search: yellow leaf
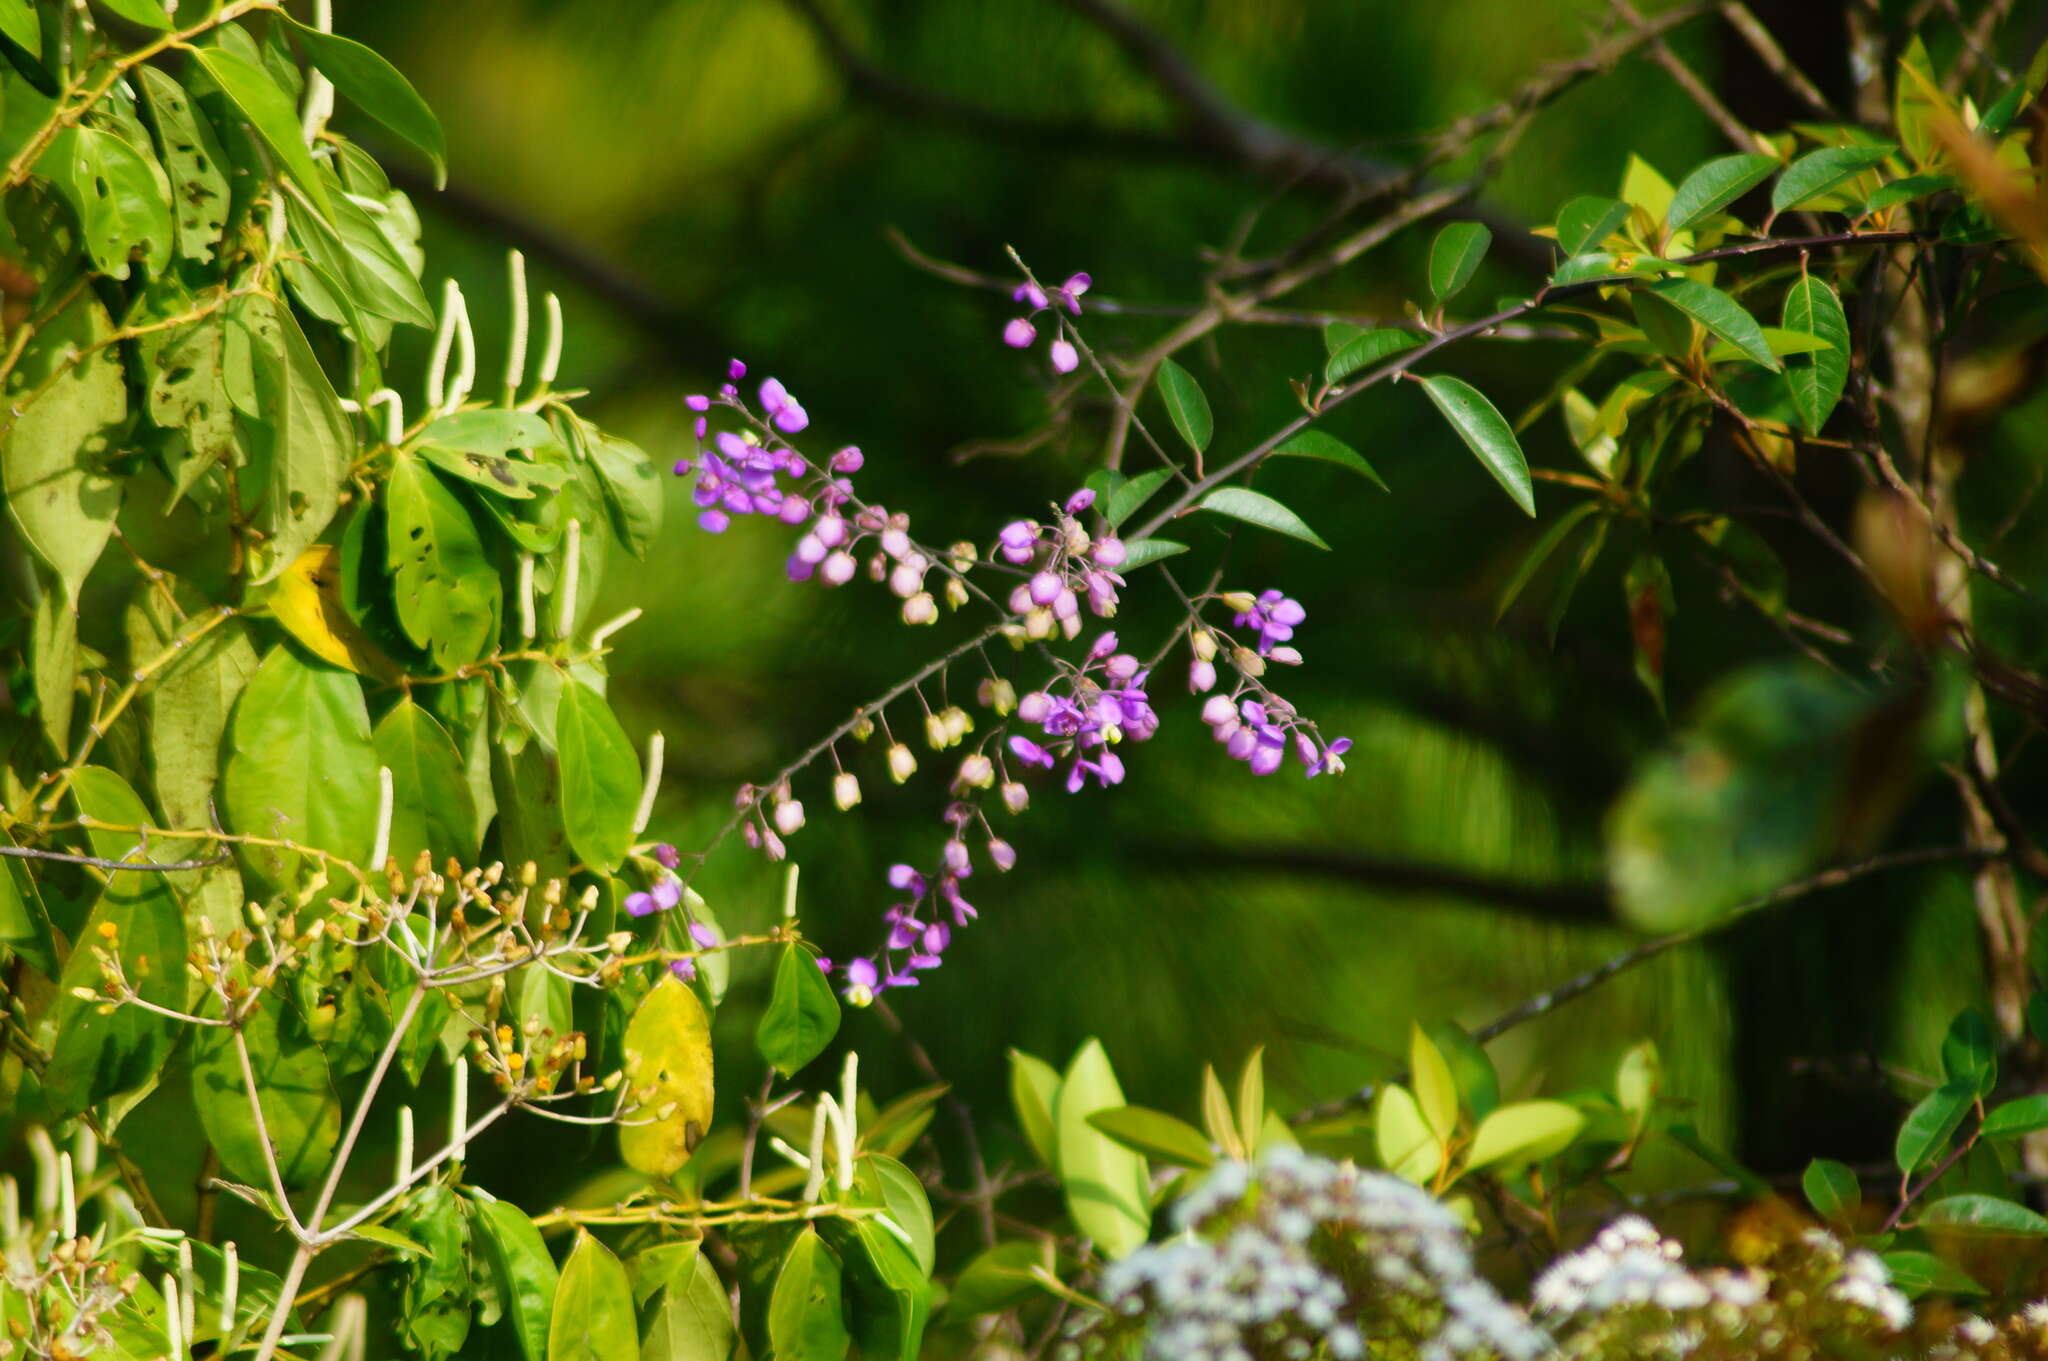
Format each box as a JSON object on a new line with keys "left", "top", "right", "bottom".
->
{"left": 1409, "top": 1023, "right": 1459, "bottom": 1141}
{"left": 267, "top": 545, "right": 401, "bottom": 682}
{"left": 619, "top": 974, "right": 714, "bottom": 1177}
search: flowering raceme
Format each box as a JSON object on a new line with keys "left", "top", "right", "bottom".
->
{"left": 1001, "top": 270, "right": 1092, "bottom": 373}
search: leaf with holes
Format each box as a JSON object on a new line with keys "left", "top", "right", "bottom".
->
{"left": 137, "top": 67, "right": 230, "bottom": 261}
{"left": 386, "top": 456, "right": 501, "bottom": 670}
{"left": 619, "top": 975, "right": 715, "bottom": 1178}
{"left": 191, "top": 44, "right": 334, "bottom": 221}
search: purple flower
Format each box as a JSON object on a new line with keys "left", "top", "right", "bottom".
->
{"left": 997, "top": 520, "right": 1040, "bottom": 564}
{"left": 688, "top": 921, "right": 718, "bottom": 947}
{"left": 625, "top": 877, "right": 682, "bottom": 917}
{"left": 653, "top": 843, "right": 680, "bottom": 869}
{"left": 843, "top": 956, "right": 879, "bottom": 1003}
{"left": 998, "top": 268, "right": 1092, "bottom": 373}
{"left": 1008, "top": 735, "right": 1057, "bottom": 769}
{"left": 670, "top": 957, "right": 698, "bottom": 982}
{"left": 1306, "top": 736, "right": 1352, "bottom": 778}
{"left": 1003, "top": 317, "right": 1037, "bottom": 348}
{"left": 1233, "top": 589, "right": 1308, "bottom": 656}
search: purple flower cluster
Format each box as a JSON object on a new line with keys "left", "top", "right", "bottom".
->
{"left": 1008, "top": 630, "right": 1159, "bottom": 792}
{"left": 1201, "top": 694, "right": 1351, "bottom": 777}
{"left": 998, "top": 489, "right": 1129, "bottom": 641}
{"left": 678, "top": 361, "right": 859, "bottom": 534}
{"left": 826, "top": 808, "right": 1017, "bottom": 1005}
{"left": 622, "top": 854, "right": 719, "bottom": 980}
{"left": 1002, "top": 271, "right": 1091, "bottom": 373}
{"left": 1233, "top": 589, "right": 1307, "bottom": 659}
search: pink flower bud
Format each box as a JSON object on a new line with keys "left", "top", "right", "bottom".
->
{"left": 821, "top": 551, "right": 857, "bottom": 586}
{"left": 1018, "top": 692, "right": 1052, "bottom": 723}
{"left": 1050, "top": 338, "right": 1078, "bottom": 374}
{"left": 1091, "top": 537, "right": 1127, "bottom": 568}
{"left": 1025, "top": 571, "right": 1059, "bottom": 606}
{"left": 880, "top": 528, "right": 912, "bottom": 559}
{"left": 1000, "top": 781, "right": 1029, "bottom": 814}
{"left": 833, "top": 772, "right": 862, "bottom": 810}
{"left": 1269, "top": 645, "right": 1303, "bottom": 666}
{"left": 773, "top": 799, "right": 806, "bottom": 835}
{"left": 830, "top": 446, "right": 864, "bottom": 473}
{"left": 1003, "top": 317, "right": 1037, "bottom": 348}
{"left": 988, "top": 838, "right": 1017, "bottom": 871}
{"left": 902, "top": 592, "right": 937, "bottom": 625}
{"left": 1189, "top": 659, "right": 1217, "bottom": 693}
{"left": 1201, "top": 694, "right": 1237, "bottom": 726}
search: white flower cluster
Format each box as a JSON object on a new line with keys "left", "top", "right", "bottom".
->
{"left": 1534, "top": 1216, "right": 1765, "bottom": 1317}
{"left": 1096, "top": 1147, "right": 1545, "bottom": 1361}
{"left": 1821, "top": 1234, "right": 1912, "bottom": 1333}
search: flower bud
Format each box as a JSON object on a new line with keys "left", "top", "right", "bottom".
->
{"left": 762, "top": 828, "right": 787, "bottom": 860}
{"left": 830, "top": 446, "right": 864, "bottom": 473}
{"left": 942, "top": 706, "right": 973, "bottom": 743}
{"left": 978, "top": 676, "right": 1017, "bottom": 714}
{"left": 1003, "top": 316, "right": 1037, "bottom": 348}
{"left": 1232, "top": 645, "right": 1267, "bottom": 677}
{"left": 1189, "top": 658, "right": 1217, "bottom": 692}
{"left": 1220, "top": 591, "right": 1258, "bottom": 613}
{"left": 833, "top": 772, "right": 862, "bottom": 810}
{"left": 851, "top": 712, "right": 875, "bottom": 741}
{"left": 1200, "top": 694, "right": 1238, "bottom": 727}
{"left": 1059, "top": 610, "right": 1083, "bottom": 640}
{"left": 773, "top": 799, "right": 806, "bottom": 836}
{"left": 1191, "top": 628, "right": 1217, "bottom": 661}
{"left": 889, "top": 560, "right": 924, "bottom": 598}
{"left": 925, "top": 711, "right": 950, "bottom": 750}
{"left": 1269, "top": 645, "right": 1303, "bottom": 666}
{"left": 1028, "top": 571, "right": 1062, "bottom": 607}
{"left": 887, "top": 743, "right": 917, "bottom": 783}
{"left": 988, "top": 838, "right": 1017, "bottom": 871}
{"left": 1000, "top": 781, "right": 1029, "bottom": 814}
{"left": 1018, "top": 691, "right": 1052, "bottom": 723}
{"left": 944, "top": 577, "right": 969, "bottom": 609}
{"left": 1050, "top": 338, "right": 1079, "bottom": 373}
{"left": 880, "top": 527, "right": 912, "bottom": 559}
{"left": 942, "top": 839, "right": 971, "bottom": 874}
{"left": 1091, "top": 537, "right": 1127, "bottom": 569}
{"left": 902, "top": 592, "right": 937, "bottom": 625}
{"left": 1024, "top": 606, "right": 1055, "bottom": 640}
{"left": 949, "top": 541, "right": 978, "bottom": 572}
{"left": 955, "top": 753, "right": 995, "bottom": 791}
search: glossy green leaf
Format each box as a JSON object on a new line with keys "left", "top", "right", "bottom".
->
{"left": 1495, "top": 501, "right": 1599, "bottom": 622}
{"left": 1703, "top": 326, "right": 1834, "bottom": 364}
{"left": 2, "top": 289, "right": 125, "bottom": 594}
{"left": 619, "top": 975, "right": 715, "bottom": 1176}
{"left": 834, "top": 1218, "right": 930, "bottom": 1361}
{"left": 1117, "top": 538, "right": 1189, "bottom": 569}
{"left": 387, "top": 456, "right": 502, "bottom": 669}
{"left": 1087, "top": 1105, "right": 1216, "bottom": 1169}
{"left": 1881, "top": 1249, "right": 1986, "bottom": 1297}
{"left": 757, "top": 944, "right": 840, "bottom": 1077}
{"left": 1896, "top": 1082, "right": 1974, "bottom": 1173}
{"left": 1419, "top": 374, "right": 1535, "bottom": 516}
{"left": 1008, "top": 1048, "right": 1061, "bottom": 1168}
{"left": 1652, "top": 279, "right": 1780, "bottom": 372}
{"left": 1271, "top": 430, "right": 1386, "bottom": 491}
{"left": 1920, "top": 1195, "right": 2048, "bottom": 1237}
{"left": 1941, "top": 1007, "right": 1998, "bottom": 1097}
{"left": 641, "top": 1251, "right": 734, "bottom": 1361}
{"left": 1236, "top": 1048, "right": 1264, "bottom": 1154}
{"left": 1324, "top": 327, "right": 1417, "bottom": 387}
{"left": 1982, "top": 1094, "right": 2048, "bottom": 1139}
{"left": 1864, "top": 172, "right": 1957, "bottom": 212}
{"left": 1198, "top": 487, "right": 1329, "bottom": 549}
{"left": 282, "top": 14, "right": 447, "bottom": 185}
{"left": 45, "top": 125, "right": 173, "bottom": 280}
{"left": 41, "top": 768, "right": 188, "bottom": 1118}
{"left": 555, "top": 679, "right": 641, "bottom": 873}
{"left": 1410, "top": 1023, "right": 1459, "bottom": 1141}
{"left": 220, "top": 645, "right": 380, "bottom": 894}
{"left": 1425, "top": 1020, "right": 1499, "bottom": 1122}
{"left": 0, "top": 0, "right": 38, "bottom": 57}
{"left": 471, "top": 1193, "right": 560, "bottom": 1361}
{"left": 1803, "top": 1158, "right": 1861, "bottom": 1225}
{"left": 581, "top": 423, "right": 665, "bottom": 558}
{"left": 1106, "top": 467, "right": 1173, "bottom": 528}
{"left": 191, "top": 45, "right": 334, "bottom": 221}
{"left": 766, "top": 1230, "right": 847, "bottom": 1361}
{"left": 1615, "top": 1040, "right": 1660, "bottom": 1126}
{"left": 1427, "top": 221, "right": 1491, "bottom": 301}
{"left": 860, "top": 1153, "right": 936, "bottom": 1278}
{"left": 375, "top": 699, "right": 480, "bottom": 868}
{"left": 1555, "top": 195, "right": 1632, "bottom": 257}
{"left": 1771, "top": 144, "right": 1895, "bottom": 215}
{"left": 0, "top": 835, "right": 57, "bottom": 977}
{"left": 1781, "top": 273, "right": 1849, "bottom": 433}
{"left": 191, "top": 992, "right": 341, "bottom": 1188}
{"left": 1373, "top": 1084, "right": 1439, "bottom": 1183}
{"left": 1053, "top": 1039, "right": 1151, "bottom": 1259}
{"left": 1666, "top": 153, "right": 1779, "bottom": 231}
{"left": 943, "top": 1242, "right": 1045, "bottom": 1321}
{"left": 96, "top": 0, "right": 170, "bottom": 27}
{"left": 551, "top": 1231, "right": 639, "bottom": 1361}
{"left": 31, "top": 580, "right": 76, "bottom": 757}
{"left": 1156, "top": 358, "right": 1213, "bottom": 457}
{"left": 1465, "top": 1099, "right": 1584, "bottom": 1170}
{"left": 295, "top": 183, "right": 433, "bottom": 328}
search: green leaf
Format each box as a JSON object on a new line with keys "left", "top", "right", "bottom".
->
{"left": 832, "top": 1218, "right": 930, "bottom": 1361}
{"left": 641, "top": 1252, "right": 734, "bottom": 1361}
{"left": 580, "top": 422, "right": 665, "bottom": 558}
{"left": 281, "top": 15, "right": 447, "bottom": 186}
{"left": 1008, "top": 1049, "right": 1061, "bottom": 1168}
{"left": 1919, "top": 1195, "right": 2048, "bottom": 1237}
{"left": 555, "top": 679, "right": 641, "bottom": 873}
{"left": 550, "top": 1231, "right": 639, "bottom": 1361}
{"left": 862, "top": 1083, "right": 950, "bottom": 1159}
{"left": 2, "top": 289, "right": 125, "bottom": 594}
{"left": 1464, "top": 1099, "right": 1584, "bottom": 1170}
{"left": 1106, "top": 467, "right": 1173, "bottom": 528}
{"left": 1424, "top": 1020, "right": 1499, "bottom": 1122}
{"left": 1155, "top": 359, "right": 1213, "bottom": 458}
{"left": 1554, "top": 195, "right": 1632, "bottom": 257}
{"left": 386, "top": 457, "right": 502, "bottom": 669}
{"left": 757, "top": 944, "right": 840, "bottom": 1078}
{"left": 0, "top": 0, "right": 39, "bottom": 57}
{"left": 191, "top": 45, "right": 334, "bottom": 222}
{"left": 1615, "top": 1040, "right": 1660, "bottom": 1127}
{"left": 1418, "top": 374, "right": 1535, "bottom": 516}
{"left": 767, "top": 1229, "right": 849, "bottom": 1361}
{"left": 470, "top": 1193, "right": 560, "bottom": 1361}
{"left": 1666, "top": 153, "right": 1779, "bottom": 231}
{"left": 1494, "top": 501, "right": 1599, "bottom": 622}
{"left": 375, "top": 699, "right": 480, "bottom": 868}
{"left": 191, "top": 992, "right": 341, "bottom": 1188}
{"left": 1864, "top": 172, "right": 1956, "bottom": 212}
{"left": 1053, "top": 1039, "right": 1151, "bottom": 1259}
{"left": 1198, "top": 487, "right": 1329, "bottom": 549}
{"left": 943, "top": 1242, "right": 1045, "bottom": 1321}
{"left": 1117, "top": 538, "right": 1189, "bottom": 569}
{"left": 40, "top": 768, "right": 189, "bottom": 1117}
{"left": 1235, "top": 1048, "right": 1264, "bottom": 1155}
{"left": 45, "top": 125, "right": 173, "bottom": 280}
{"left": 1321, "top": 320, "right": 1365, "bottom": 356}
{"left": 1802, "top": 1158, "right": 1861, "bottom": 1225}
{"left": 1409, "top": 1023, "right": 1459, "bottom": 1141}
{"left": 1427, "top": 221, "right": 1491, "bottom": 301}
{"left": 1373, "top": 1084, "right": 1439, "bottom": 1183}
{"left": 1086, "top": 1106, "right": 1215, "bottom": 1169}
{"left": 619, "top": 975, "right": 715, "bottom": 1177}
{"left": 1781, "top": 273, "right": 1849, "bottom": 433}
{"left": 1941, "top": 1007, "right": 1999, "bottom": 1097}
{"left": 31, "top": 580, "right": 76, "bottom": 758}
{"left": 1896, "top": 1082, "right": 1974, "bottom": 1174}
{"left": 419, "top": 445, "right": 571, "bottom": 501}
{"left": 1703, "top": 327, "right": 1835, "bottom": 364}
{"left": 1651, "top": 279, "right": 1781, "bottom": 372}
{"left": 137, "top": 67, "right": 231, "bottom": 261}
{"left": 1632, "top": 289, "right": 1694, "bottom": 360}
{"left": 229, "top": 295, "right": 354, "bottom": 583}
{"left": 1771, "top": 144, "right": 1895, "bottom": 215}
{"left": 95, "top": 0, "right": 169, "bottom": 27}
{"left": 859, "top": 1152, "right": 936, "bottom": 1278}
{"left": 292, "top": 183, "right": 433, "bottom": 329}
{"left": 1982, "top": 1094, "right": 2048, "bottom": 1139}
{"left": 220, "top": 645, "right": 379, "bottom": 894}
{"left": 420, "top": 409, "right": 556, "bottom": 453}
{"left": 0, "top": 835, "right": 57, "bottom": 977}
{"left": 1324, "top": 327, "right": 1418, "bottom": 387}
{"left": 1271, "top": 430, "right": 1387, "bottom": 491}
{"left": 1882, "top": 1249, "right": 1985, "bottom": 1298}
